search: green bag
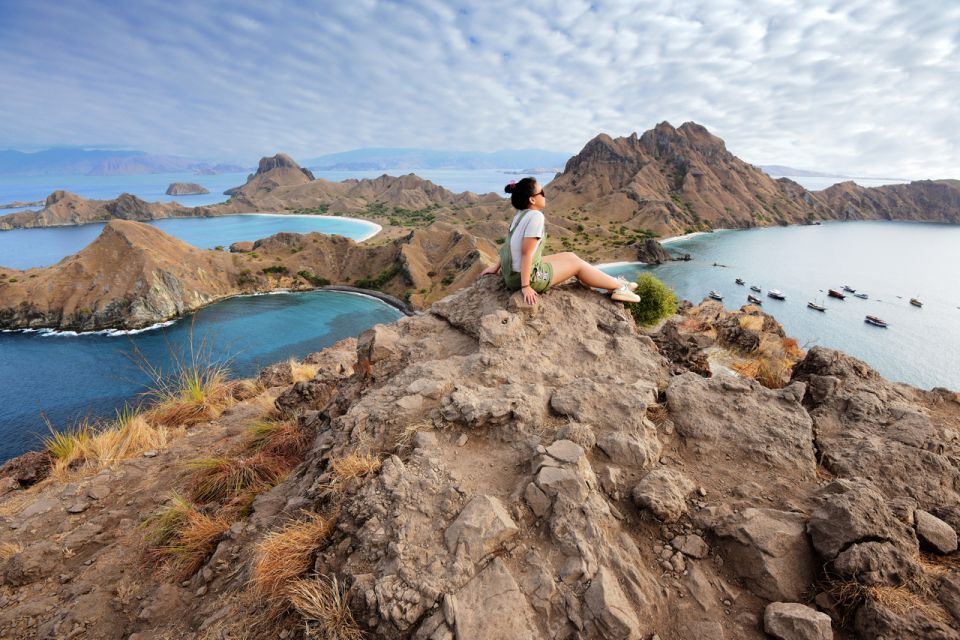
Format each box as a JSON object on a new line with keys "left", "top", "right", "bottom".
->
{"left": 499, "top": 209, "right": 552, "bottom": 292}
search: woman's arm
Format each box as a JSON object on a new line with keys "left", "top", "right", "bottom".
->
{"left": 480, "top": 263, "right": 501, "bottom": 276}
{"left": 519, "top": 236, "right": 540, "bottom": 304}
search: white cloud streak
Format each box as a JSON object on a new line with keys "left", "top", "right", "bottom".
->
{"left": 0, "top": 0, "right": 957, "bottom": 177}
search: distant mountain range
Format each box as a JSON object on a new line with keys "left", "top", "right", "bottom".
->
{"left": 303, "top": 148, "right": 570, "bottom": 171}
{"left": 0, "top": 148, "right": 247, "bottom": 176}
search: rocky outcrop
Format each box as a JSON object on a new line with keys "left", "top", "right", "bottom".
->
{"left": 0, "top": 190, "right": 191, "bottom": 230}
{"left": 165, "top": 182, "right": 209, "bottom": 195}
{"left": 819, "top": 179, "right": 960, "bottom": 224}
{"left": 634, "top": 238, "right": 674, "bottom": 263}
{"left": 1, "top": 277, "right": 960, "bottom": 638}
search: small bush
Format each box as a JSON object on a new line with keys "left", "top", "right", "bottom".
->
{"left": 187, "top": 453, "right": 288, "bottom": 504}
{"left": 251, "top": 512, "right": 335, "bottom": 600}
{"left": 287, "top": 576, "right": 363, "bottom": 640}
{"left": 246, "top": 418, "right": 311, "bottom": 463}
{"left": 297, "top": 270, "right": 330, "bottom": 287}
{"left": 624, "top": 273, "right": 677, "bottom": 326}
{"left": 237, "top": 269, "right": 255, "bottom": 286}
{"left": 143, "top": 493, "right": 230, "bottom": 579}
{"left": 262, "top": 265, "right": 289, "bottom": 276}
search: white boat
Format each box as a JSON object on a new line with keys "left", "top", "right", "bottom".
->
{"left": 708, "top": 290, "right": 723, "bottom": 301}
{"left": 853, "top": 292, "right": 868, "bottom": 299}
{"left": 767, "top": 289, "right": 786, "bottom": 300}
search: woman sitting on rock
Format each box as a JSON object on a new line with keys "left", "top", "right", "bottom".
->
{"left": 480, "top": 177, "right": 640, "bottom": 305}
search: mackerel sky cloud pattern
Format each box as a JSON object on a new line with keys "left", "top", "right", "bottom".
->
{"left": 0, "top": 0, "right": 957, "bottom": 178}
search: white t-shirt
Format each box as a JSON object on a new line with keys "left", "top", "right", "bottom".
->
{"left": 509, "top": 209, "right": 545, "bottom": 272}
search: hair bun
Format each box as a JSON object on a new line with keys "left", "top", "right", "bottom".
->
{"left": 504, "top": 180, "right": 517, "bottom": 194}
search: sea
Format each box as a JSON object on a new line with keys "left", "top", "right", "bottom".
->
{"left": 0, "top": 168, "right": 953, "bottom": 463}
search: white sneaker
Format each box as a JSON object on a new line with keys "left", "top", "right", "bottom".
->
{"left": 611, "top": 285, "right": 641, "bottom": 303}
{"left": 615, "top": 276, "right": 639, "bottom": 292}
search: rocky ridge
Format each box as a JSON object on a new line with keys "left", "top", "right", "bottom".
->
{"left": 166, "top": 183, "right": 210, "bottom": 196}
{"left": 2, "top": 279, "right": 958, "bottom": 638}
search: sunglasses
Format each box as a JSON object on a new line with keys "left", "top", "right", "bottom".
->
{"left": 532, "top": 189, "right": 545, "bottom": 198}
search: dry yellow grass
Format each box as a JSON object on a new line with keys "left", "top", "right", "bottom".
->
{"left": 246, "top": 418, "right": 311, "bottom": 463}
{"left": 328, "top": 452, "right": 381, "bottom": 491}
{"left": 250, "top": 512, "right": 336, "bottom": 601}
{"left": 144, "top": 361, "right": 234, "bottom": 428}
{"left": 289, "top": 358, "right": 320, "bottom": 384}
{"left": 143, "top": 494, "right": 230, "bottom": 579}
{"left": 646, "top": 404, "right": 669, "bottom": 426}
{"left": 287, "top": 576, "right": 364, "bottom": 640}
{"left": 0, "top": 541, "right": 22, "bottom": 560}
{"left": 45, "top": 408, "right": 170, "bottom": 480}
{"left": 187, "top": 454, "right": 288, "bottom": 505}
{"left": 866, "top": 584, "right": 949, "bottom": 625}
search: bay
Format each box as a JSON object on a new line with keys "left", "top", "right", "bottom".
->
{"left": 0, "top": 290, "right": 403, "bottom": 463}
{"left": 603, "top": 221, "right": 960, "bottom": 392}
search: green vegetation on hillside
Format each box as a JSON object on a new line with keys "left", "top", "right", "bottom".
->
{"left": 624, "top": 273, "right": 678, "bottom": 326}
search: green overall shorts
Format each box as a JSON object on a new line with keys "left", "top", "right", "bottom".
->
{"left": 499, "top": 209, "right": 553, "bottom": 293}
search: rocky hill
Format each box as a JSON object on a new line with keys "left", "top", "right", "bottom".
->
{"left": 0, "top": 190, "right": 193, "bottom": 230}
{"left": 819, "top": 179, "right": 960, "bottom": 223}
{"left": 1, "top": 280, "right": 958, "bottom": 638}
{"left": 0, "top": 220, "right": 495, "bottom": 331}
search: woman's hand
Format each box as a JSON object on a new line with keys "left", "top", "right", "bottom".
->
{"left": 521, "top": 285, "right": 538, "bottom": 305}
{"left": 480, "top": 264, "right": 500, "bottom": 276}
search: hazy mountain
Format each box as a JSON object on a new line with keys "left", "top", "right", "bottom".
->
{"left": 760, "top": 164, "right": 850, "bottom": 178}
{"left": 303, "top": 147, "right": 569, "bottom": 171}
{"left": 0, "top": 148, "right": 247, "bottom": 176}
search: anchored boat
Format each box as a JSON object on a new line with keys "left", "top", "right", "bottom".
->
{"left": 865, "top": 315, "right": 888, "bottom": 328}
{"left": 735, "top": 278, "right": 745, "bottom": 285}
{"left": 853, "top": 292, "right": 868, "bottom": 299}
{"left": 807, "top": 301, "right": 826, "bottom": 312}
{"left": 767, "top": 289, "right": 786, "bottom": 300}
{"left": 842, "top": 285, "right": 856, "bottom": 293}
{"left": 828, "top": 289, "right": 846, "bottom": 299}
{"left": 747, "top": 294, "right": 762, "bottom": 305}
{"left": 910, "top": 298, "right": 923, "bottom": 307}
{"left": 708, "top": 290, "right": 723, "bottom": 301}
{"left": 750, "top": 285, "right": 761, "bottom": 293}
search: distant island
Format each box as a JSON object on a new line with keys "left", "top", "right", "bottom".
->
{"left": 303, "top": 147, "right": 571, "bottom": 171}
{"left": 0, "top": 147, "right": 248, "bottom": 176}
{"left": 165, "top": 182, "right": 209, "bottom": 195}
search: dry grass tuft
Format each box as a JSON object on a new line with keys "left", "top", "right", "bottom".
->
{"left": 918, "top": 552, "right": 960, "bottom": 574}
{"left": 0, "top": 541, "right": 22, "bottom": 560}
{"left": 246, "top": 418, "right": 311, "bottom": 463}
{"left": 646, "top": 404, "right": 669, "bottom": 426}
{"left": 250, "top": 512, "right": 335, "bottom": 601}
{"left": 143, "top": 493, "right": 230, "bottom": 579}
{"left": 287, "top": 576, "right": 364, "bottom": 640}
{"left": 866, "top": 584, "right": 949, "bottom": 624}
{"left": 289, "top": 358, "right": 320, "bottom": 384}
{"left": 328, "top": 452, "right": 381, "bottom": 490}
{"left": 393, "top": 420, "right": 433, "bottom": 452}
{"left": 227, "top": 378, "right": 262, "bottom": 401}
{"left": 187, "top": 454, "right": 288, "bottom": 505}
{"left": 45, "top": 407, "right": 169, "bottom": 479}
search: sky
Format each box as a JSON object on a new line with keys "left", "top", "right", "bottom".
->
{"left": 0, "top": 0, "right": 958, "bottom": 178}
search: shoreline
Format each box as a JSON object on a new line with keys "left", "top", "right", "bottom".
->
{"left": 0, "top": 286, "right": 410, "bottom": 338}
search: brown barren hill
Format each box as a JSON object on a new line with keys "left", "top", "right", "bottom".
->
{"left": 819, "top": 178, "right": 960, "bottom": 223}
{"left": 0, "top": 220, "right": 242, "bottom": 331}
{"left": 0, "top": 190, "right": 192, "bottom": 230}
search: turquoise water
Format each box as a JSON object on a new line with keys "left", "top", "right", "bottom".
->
{"left": 603, "top": 221, "right": 960, "bottom": 392}
{"left": 0, "top": 290, "right": 403, "bottom": 463}
{"left": 0, "top": 214, "right": 380, "bottom": 270}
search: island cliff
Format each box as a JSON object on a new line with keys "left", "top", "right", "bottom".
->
{"left": 1, "top": 280, "right": 958, "bottom": 638}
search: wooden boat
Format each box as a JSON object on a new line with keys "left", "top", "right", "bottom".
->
{"left": 735, "top": 278, "right": 745, "bottom": 285}
{"left": 708, "top": 290, "right": 723, "bottom": 301}
{"left": 910, "top": 298, "right": 923, "bottom": 307}
{"left": 767, "top": 289, "right": 786, "bottom": 300}
{"left": 807, "top": 301, "right": 826, "bottom": 312}
{"left": 750, "top": 285, "right": 761, "bottom": 293}
{"left": 747, "top": 294, "right": 762, "bottom": 305}
{"left": 865, "top": 315, "right": 888, "bottom": 328}
{"left": 842, "top": 285, "right": 856, "bottom": 293}
{"left": 828, "top": 289, "right": 846, "bottom": 299}
{"left": 853, "top": 292, "right": 868, "bottom": 299}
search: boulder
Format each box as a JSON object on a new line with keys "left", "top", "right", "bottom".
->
{"left": 0, "top": 450, "right": 52, "bottom": 487}
{"left": 673, "top": 534, "right": 709, "bottom": 559}
{"left": 451, "top": 558, "right": 538, "bottom": 639}
{"left": 257, "top": 361, "right": 294, "bottom": 388}
{"left": 444, "top": 495, "right": 519, "bottom": 563}
{"left": 713, "top": 508, "right": 816, "bottom": 601}
{"left": 229, "top": 241, "right": 254, "bottom": 252}
{"left": 584, "top": 566, "right": 641, "bottom": 640}
{"left": 764, "top": 602, "right": 833, "bottom": 640}
{"left": 597, "top": 431, "right": 661, "bottom": 470}
{"left": 915, "top": 509, "right": 958, "bottom": 554}
{"left": 632, "top": 468, "right": 695, "bottom": 522}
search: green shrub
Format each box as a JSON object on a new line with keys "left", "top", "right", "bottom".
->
{"left": 261, "top": 265, "right": 289, "bottom": 276}
{"left": 624, "top": 273, "right": 677, "bottom": 326}
{"left": 297, "top": 270, "right": 330, "bottom": 287}
{"left": 237, "top": 269, "right": 255, "bottom": 286}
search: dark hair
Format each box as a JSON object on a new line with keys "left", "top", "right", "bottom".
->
{"left": 504, "top": 177, "right": 538, "bottom": 210}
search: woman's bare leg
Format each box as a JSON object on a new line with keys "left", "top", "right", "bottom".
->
{"left": 541, "top": 252, "right": 623, "bottom": 291}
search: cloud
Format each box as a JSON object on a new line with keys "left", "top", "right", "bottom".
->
{"left": 0, "top": 0, "right": 957, "bottom": 177}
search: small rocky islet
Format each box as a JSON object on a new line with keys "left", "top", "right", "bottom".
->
{"left": 0, "top": 280, "right": 958, "bottom": 638}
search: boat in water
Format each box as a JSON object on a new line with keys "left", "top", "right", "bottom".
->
{"left": 767, "top": 289, "right": 786, "bottom": 300}
{"left": 853, "top": 292, "right": 868, "bottom": 299}
{"left": 750, "top": 285, "right": 761, "bottom": 293}
{"left": 807, "top": 301, "right": 826, "bottom": 312}
{"left": 735, "top": 278, "right": 745, "bottom": 285}
{"left": 708, "top": 290, "right": 723, "bottom": 301}
{"left": 828, "top": 289, "right": 846, "bottom": 299}
{"left": 910, "top": 298, "right": 923, "bottom": 307}
{"left": 865, "top": 315, "right": 888, "bottom": 328}
{"left": 842, "top": 285, "right": 856, "bottom": 293}
{"left": 747, "top": 294, "right": 762, "bottom": 305}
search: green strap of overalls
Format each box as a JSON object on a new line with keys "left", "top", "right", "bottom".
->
{"left": 499, "top": 209, "right": 549, "bottom": 291}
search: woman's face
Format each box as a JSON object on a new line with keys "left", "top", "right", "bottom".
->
{"left": 529, "top": 183, "right": 546, "bottom": 209}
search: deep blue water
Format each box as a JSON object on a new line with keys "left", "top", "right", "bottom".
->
{"left": 603, "top": 221, "right": 960, "bottom": 392}
{"left": 0, "top": 214, "right": 380, "bottom": 270}
{"left": 0, "top": 291, "right": 403, "bottom": 463}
